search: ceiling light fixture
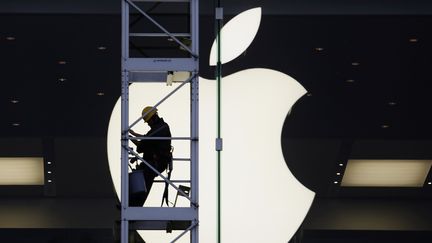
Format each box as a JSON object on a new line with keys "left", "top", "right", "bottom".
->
{"left": 346, "top": 79, "right": 355, "bottom": 83}
{"left": 334, "top": 181, "right": 338, "bottom": 184}
{"left": 315, "top": 47, "right": 324, "bottom": 52}
{"left": 339, "top": 163, "right": 344, "bottom": 166}
{"left": 97, "top": 46, "right": 107, "bottom": 50}
{"left": 306, "top": 93, "right": 312, "bottom": 97}
{"left": 11, "top": 99, "right": 19, "bottom": 104}
{"left": 58, "top": 60, "right": 67, "bottom": 65}
{"left": 58, "top": 78, "right": 67, "bottom": 82}
{"left": 6, "top": 36, "right": 15, "bottom": 41}
{"left": 351, "top": 62, "right": 360, "bottom": 66}
{"left": 388, "top": 101, "right": 397, "bottom": 106}
{"left": 428, "top": 182, "right": 432, "bottom": 185}
{"left": 409, "top": 38, "right": 418, "bottom": 43}
{"left": 97, "top": 92, "right": 105, "bottom": 96}
{"left": 12, "top": 123, "right": 20, "bottom": 126}
{"left": 341, "top": 159, "right": 432, "bottom": 187}
{"left": 0, "top": 157, "right": 45, "bottom": 185}
{"left": 336, "top": 172, "right": 341, "bottom": 176}
{"left": 381, "top": 124, "right": 390, "bottom": 129}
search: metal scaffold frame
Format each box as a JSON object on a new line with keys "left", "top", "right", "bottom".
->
{"left": 120, "top": 0, "right": 199, "bottom": 242}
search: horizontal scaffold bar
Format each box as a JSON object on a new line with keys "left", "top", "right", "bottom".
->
{"left": 154, "top": 179, "right": 190, "bottom": 183}
{"left": 129, "top": 157, "right": 190, "bottom": 161}
{"left": 124, "top": 207, "right": 197, "bottom": 221}
{"left": 129, "top": 220, "right": 191, "bottom": 230}
{"left": 130, "top": 33, "right": 191, "bottom": 37}
{"left": 129, "top": 71, "right": 167, "bottom": 82}
{"left": 124, "top": 58, "right": 197, "bottom": 72}
{"left": 128, "top": 136, "right": 197, "bottom": 140}
{"left": 173, "top": 158, "right": 191, "bottom": 161}
{"left": 131, "top": 0, "right": 190, "bottom": 2}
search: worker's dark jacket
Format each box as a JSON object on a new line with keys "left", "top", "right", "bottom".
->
{"left": 136, "top": 117, "right": 172, "bottom": 177}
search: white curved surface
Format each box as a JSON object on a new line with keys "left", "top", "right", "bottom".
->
{"left": 107, "top": 68, "right": 315, "bottom": 242}
{"left": 209, "top": 7, "right": 262, "bottom": 66}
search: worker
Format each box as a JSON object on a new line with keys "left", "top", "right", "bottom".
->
{"left": 129, "top": 106, "right": 172, "bottom": 206}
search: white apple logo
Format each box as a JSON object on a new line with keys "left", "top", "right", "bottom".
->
{"left": 107, "top": 7, "right": 315, "bottom": 243}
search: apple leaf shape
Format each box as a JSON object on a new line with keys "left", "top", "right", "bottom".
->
{"left": 209, "top": 7, "right": 262, "bottom": 66}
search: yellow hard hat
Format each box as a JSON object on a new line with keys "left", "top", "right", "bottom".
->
{"left": 142, "top": 106, "right": 157, "bottom": 122}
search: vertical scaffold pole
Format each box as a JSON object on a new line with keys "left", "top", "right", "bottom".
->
{"left": 120, "top": 0, "right": 199, "bottom": 243}
{"left": 120, "top": 0, "right": 130, "bottom": 242}
{"left": 190, "top": 0, "right": 200, "bottom": 242}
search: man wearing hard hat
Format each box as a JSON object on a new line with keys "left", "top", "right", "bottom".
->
{"left": 129, "top": 106, "right": 172, "bottom": 206}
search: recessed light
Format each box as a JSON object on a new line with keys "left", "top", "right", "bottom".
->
{"left": 339, "top": 163, "right": 344, "bottom": 166}
{"left": 315, "top": 47, "right": 324, "bottom": 52}
{"left": 58, "top": 78, "right": 67, "bottom": 82}
{"left": 334, "top": 181, "right": 338, "bottom": 184}
{"left": 47, "top": 161, "right": 52, "bottom": 165}
{"left": 48, "top": 180, "right": 52, "bottom": 183}
{"left": 58, "top": 60, "right": 67, "bottom": 65}
{"left": 6, "top": 36, "right": 15, "bottom": 41}
{"left": 409, "top": 38, "right": 418, "bottom": 43}
{"left": 47, "top": 171, "right": 52, "bottom": 174}
{"left": 381, "top": 124, "right": 390, "bottom": 129}
{"left": 11, "top": 99, "right": 19, "bottom": 104}
{"left": 351, "top": 62, "right": 360, "bottom": 66}
{"left": 306, "top": 93, "right": 312, "bottom": 97}
{"left": 167, "top": 38, "right": 174, "bottom": 42}
{"left": 97, "top": 46, "right": 107, "bottom": 50}
{"left": 388, "top": 101, "right": 397, "bottom": 106}
{"left": 341, "top": 159, "right": 432, "bottom": 187}
{"left": 12, "top": 123, "right": 20, "bottom": 126}
{"left": 346, "top": 79, "right": 355, "bottom": 83}
{"left": 0, "top": 157, "right": 45, "bottom": 185}
{"left": 336, "top": 172, "right": 341, "bottom": 176}
{"left": 97, "top": 92, "right": 105, "bottom": 96}
{"left": 428, "top": 182, "right": 431, "bottom": 185}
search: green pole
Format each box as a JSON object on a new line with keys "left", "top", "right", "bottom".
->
{"left": 215, "top": 1, "right": 222, "bottom": 243}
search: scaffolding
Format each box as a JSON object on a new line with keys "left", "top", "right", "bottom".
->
{"left": 120, "top": 0, "right": 199, "bottom": 242}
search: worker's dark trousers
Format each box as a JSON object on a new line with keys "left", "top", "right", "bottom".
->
{"left": 129, "top": 168, "right": 155, "bottom": 207}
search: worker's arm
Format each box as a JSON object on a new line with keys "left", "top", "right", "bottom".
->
{"left": 129, "top": 129, "right": 142, "bottom": 137}
{"left": 129, "top": 129, "right": 142, "bottom": 147}
{"left": 129, "top": 129, "right": 150, "bottom": 153}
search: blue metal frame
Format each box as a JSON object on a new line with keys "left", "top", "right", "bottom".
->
{"left": 121, "top": 0, "right": 199, "bottom": 242}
